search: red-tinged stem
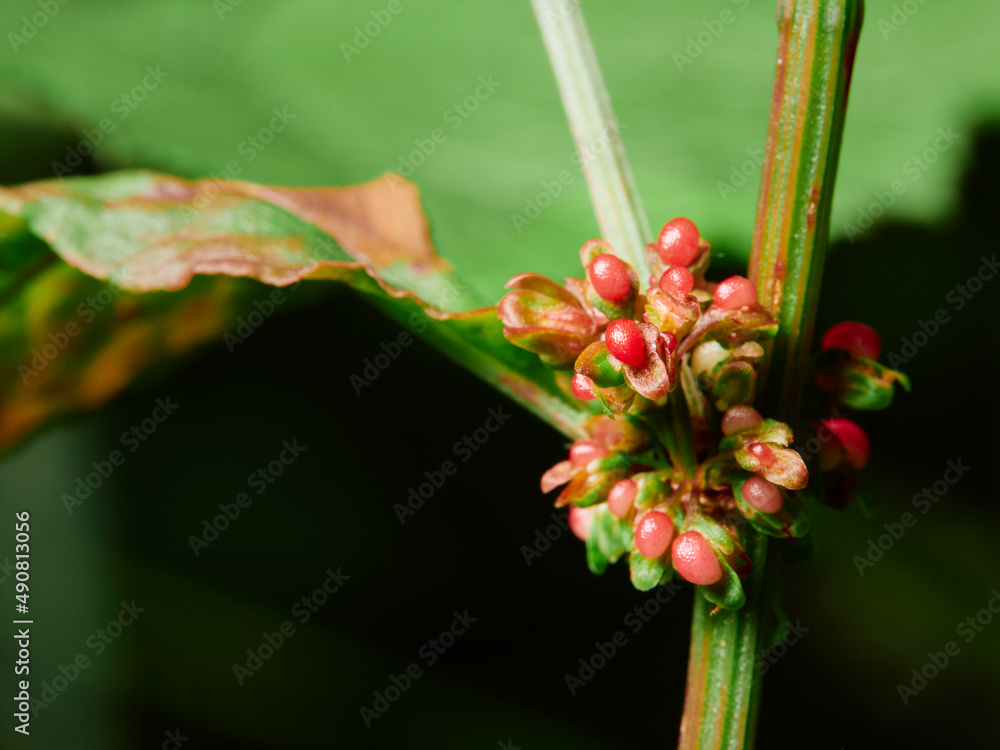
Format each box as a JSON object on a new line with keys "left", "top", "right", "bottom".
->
{"left": 678, "top": 2, "right": 863, "bottom": 749}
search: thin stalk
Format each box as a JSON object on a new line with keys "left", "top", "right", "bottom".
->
{"left": 530, "top": 0, "right": 652, "bottom": 282}
{"left": 531, "top": 0, "right": 696, "bottom": 475}
{"left": 679, "top": 2, "right": 863, "bottom": 749}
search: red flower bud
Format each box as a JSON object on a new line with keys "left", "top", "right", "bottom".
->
{"left": 635, "top": 511, "right": 675, "bottom": 559}
{"left": 607, "top": 479, "right": 638, "bottom": 518}
{"left": 571, "top": 373, "right": 597, "bottom": 401}
{"left": 741, "top": 476, "right": 783, "bottom": 513}
{"left": 660, "top": 331, "right": 678, "bottom": 354}
{"left": 656, "top": 217, "right": 700, "bottom": 267}
{"left": 821, "top": 321, "right": 881, "bottom": 360}
{"left": 822, "top": 418, "right": 870, "bottom": 468}
{"left": 713, "top": 276, "right": 758, "bottom": 310}
{"left": 569, "top": 439, "right": 609, "bottom": 467}
{"left": 588, "top": 253, "right": 632, "bottom": 302}
{"left": 605, "top": 318, "right": 646, "bottom": 368}
{"left": 671, "top": 531, "right": 723, "bottom": 585}
{"left": 659, "top": 265, "right": 695, "bottom": 296}
{"left": 747, "top": 441, "right": 775, "bottom": 467}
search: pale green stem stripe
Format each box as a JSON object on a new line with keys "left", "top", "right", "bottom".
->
{"left": 530, "top": 0, "right": 653, "bottom": 282}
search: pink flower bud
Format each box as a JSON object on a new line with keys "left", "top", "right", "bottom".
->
{"left": 588, "top": 253, "right": 632, "bottom": 302}
{"left": 713, "top": 276, "right": 758, "bottom": 310}
{"left": 569, "top": 506, "right": 594, "bottom": 540}
{"left": 607, "top": 479, "right": 638, "bottom": 518}
{"left": 605, "top": 318, "right": 646, "bottom": 368}
{"left": 656, "top": 218, "right": 700, "bottom": 267}
{"left": 659, "top": 265, "right": 695, "bottom": 296}
{"left": 741, "top": 476, "right": 783, "bottom": 513}
{"left": 635, "top": 511, "right": 675, "bottom": 559}
{"left": 569, "top": 440, "right": 609, "bottom": 467}
{"left": 671, "top": 531, "right": 723, "bottom": 585}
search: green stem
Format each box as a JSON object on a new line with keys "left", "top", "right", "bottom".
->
{"left": 678, "top": 531, "right": 768, "bottom": 749}
{"left": 750, "top": 0, "right": 864, "bottom": 421}
{"left": 529, "top": 0, "right": 652, "bottom": 282}
{"left": 530, "top": 0, "right": 697, "bottom": 476}
{"left": 678, "top": 1, "right": 863, "bottom": 748}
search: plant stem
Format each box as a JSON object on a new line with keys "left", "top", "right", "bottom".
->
{"left": 530, "top": 0, "right": 652, "bottom": 282}
{"left": 679, "top": 2, "right": 863, "bottom": 748}
{"left": 531, "top": 0, "right": 698, "bottom": 476}
{"left": 750, "top": 0, "right": 865, "bottom": 421}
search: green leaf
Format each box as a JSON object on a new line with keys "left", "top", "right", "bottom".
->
{"left": 0, "top": 171, "right": 592, "bottom": 448}
{"left": 700, "top": 561, "right": 747, "bottom": 612}
{"left": 585, "top": 505, "right": 630, "bottom": 575}
{"left": 3, "top": 0, "right": 994, "bottom": 296}
{"left": 628, "top": 547, "right": 672, "bottom": 592}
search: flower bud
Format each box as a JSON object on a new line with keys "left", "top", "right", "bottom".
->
{"left": 671, "top": 531, "right": 723, "bottom": 585}
{"left": 741, "top": 476, "right": 783, "bottom": 513}
{"left": 569, "top": 506, "right": 594, "bottom": 540}
{"left": 656, "top": 217, "right": 700, "bottom": 266}
{"left": 713, "top": 276, "right": 758, "bottom": 310}
{"left": 635, "top": 511, "right": 675, "bottom": 559}
{"left": 821, "top": 321, "right": 881, "bottom": 360}
{"left": 607, "top": 479, "right": 638, "bottom": 518}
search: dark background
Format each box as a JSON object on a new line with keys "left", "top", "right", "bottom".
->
{"left": 1, "top": 1, "right": 998, "bottom": 748}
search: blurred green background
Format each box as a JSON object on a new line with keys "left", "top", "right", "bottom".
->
{"left": 0, "top": 0, "right": 998, "bottom": 747}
